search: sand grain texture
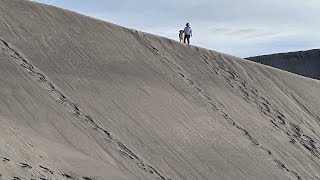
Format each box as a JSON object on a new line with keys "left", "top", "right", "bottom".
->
{"left": 0, "top": 0, "right": 320, "bottom": 179}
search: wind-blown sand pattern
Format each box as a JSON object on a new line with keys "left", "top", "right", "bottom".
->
{"left": 0, "top": 0, "right": 320, "bottom": 179}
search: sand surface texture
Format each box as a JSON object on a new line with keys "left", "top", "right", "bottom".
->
{"left": 0, "top": 0, "right": 320, "bottom": 179}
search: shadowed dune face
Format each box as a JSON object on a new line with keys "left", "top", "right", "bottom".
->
{"left": 246, "top": 50, "right": 320, "bottom": 80}
{"left": 1, "top": 0, "right": 320, "bottom": 179}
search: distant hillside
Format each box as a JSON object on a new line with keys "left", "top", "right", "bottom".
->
{"left": 246, "top": 49, "right": 320, "bottom": 80}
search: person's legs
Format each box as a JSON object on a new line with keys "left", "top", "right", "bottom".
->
{"left": 184, "top": 35, "right": 190, "bottom": 44}
{"left": 186, "top": 35, "right": 190, "bottom": 44}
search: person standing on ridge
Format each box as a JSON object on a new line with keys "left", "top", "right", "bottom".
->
{"left": 184, "top": 23, "right": 192, "bottom": 44}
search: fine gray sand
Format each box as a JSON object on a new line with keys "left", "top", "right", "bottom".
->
{"left": 247, "top": 49, "right": 320, "bottom": 80}
{"left": 0, "top": 0, "right": 320, "bottom": 179}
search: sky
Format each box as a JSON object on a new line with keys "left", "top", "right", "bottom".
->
{"left": 32, "top": 0, "right": 320, "bottom": 57}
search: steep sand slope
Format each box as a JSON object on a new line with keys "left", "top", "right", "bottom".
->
{"left": 247, "top": 49, "right": 320, "bottom": 80}
{"left": 0, "top": 0, "right": 320, "bottom": 179}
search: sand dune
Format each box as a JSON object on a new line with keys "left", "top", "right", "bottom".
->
{"left": 0, "top": 0, "right": 320, "bottom": 179}
{"left": 247, "top": 49, "right": 320, "bottom": 80}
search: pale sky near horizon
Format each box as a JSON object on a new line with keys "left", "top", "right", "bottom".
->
{"left": 33, "top": 0, "right": 320, "bottom": 58}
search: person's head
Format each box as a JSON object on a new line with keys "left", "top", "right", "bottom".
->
{"left": 186, "top": 23, "right": 190, "bottom": 27}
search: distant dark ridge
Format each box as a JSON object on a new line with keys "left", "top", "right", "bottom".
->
{"left": 246, "top": 49, "right": 320, "bottom": 80}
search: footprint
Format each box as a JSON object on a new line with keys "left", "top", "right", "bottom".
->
{"left": 186, "top": 79, "right": 194, "bottom": 85}
{"left": 274, "top": 159, "right": 286, "bottom": 169}
{"left": 58, "top": 94, "right": 67, "bottom": 103}
{"left": 39, "top": 165, "right": 54, "bottom": 174}
{"left": 260, "top": 146, "right": 272, "bottom": 155}
{"left": 259, "top": 102, "right": 271, "bottom": 114}
{"left": 289, "top": 138, "right": 297, "bottom": 144}
{"left": 220, "top": 111, "right": 228, "bottom": 119}
{"left": 208, "top": 102, "right": 218, "bottom": 110}
{"left": 151, "top": 47, "right": 158, "bottom": 51}
{"left": 71, "top": 104, "right": 80, "bottom": 116}
{"left": 35, "top": 72, "right": 47, "bottom": 83}
{"left": 20, "top": 163, "right": 32, "bottom": 169}
{"left": 62, "top": 173, "right": 73, "bottom": 179}
{"left": 137, "top": 162, "right": 147, "bottom": 171}
{"left": 248, "top": 136, "right": 259, "bottom": 146}
{"left": 2, "top": 157, "right": 10, "bottom": 162}
{"left": 235, "top": 125, "right": 259, "bottom": 146}
{"left": 116, "top": 141, "right": 139, "bottom": 160}
{"left": 204, "top": 95, "right": 211, "bottom": 101}
{"left": 274, "top": 159, "right": 302, "bottom": 179}
{"left": 178, "top": 72, "right": 185, "bottom": 78}
{"left": 82, "top": 177, "right": 92, "bottom": 180}
{"left": 275, "top": 115, "right": 286, "bottom": 125}
{"left": 195, "top": 87, "right": 201, "bottom": 92}
{"left": 47, "top": 82, "right": 55, "bottom": 91}
{"left": 84, "top": 115, "right": 93, "bottom": 122}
